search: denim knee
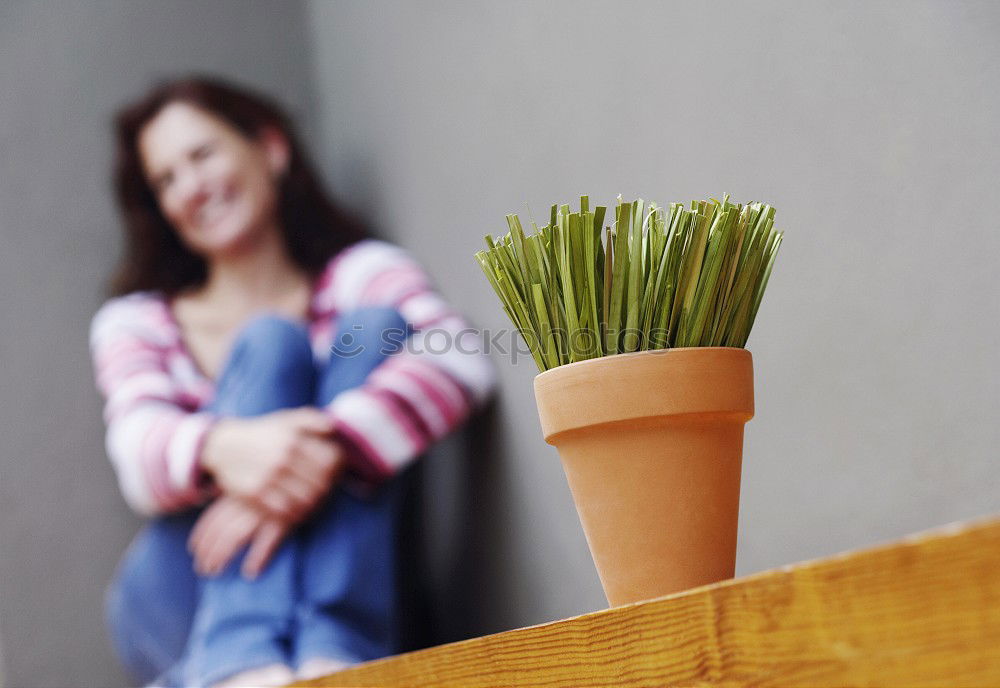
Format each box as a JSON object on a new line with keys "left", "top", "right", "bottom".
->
{"left": 225, "top": 316, "right": 314, "bottom": 383}
{"left": 341, "top": 306, "right": 406, "bottom": 328}
{"left": 234, "top": 315, "right": 312, "bottom": 362}
{"left": 331, "top": 307, "right": 409, "bottom": 359}
{"left": 211, "top": 315, "right": 317, "bottom": 416}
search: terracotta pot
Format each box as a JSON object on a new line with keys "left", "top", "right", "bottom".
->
{"left": 534, "top": 347, "right": 754, "bottom": 607}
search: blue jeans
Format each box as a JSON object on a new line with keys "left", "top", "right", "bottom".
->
{"left": 104, "top": 308, "right": 409, "bottom": 687}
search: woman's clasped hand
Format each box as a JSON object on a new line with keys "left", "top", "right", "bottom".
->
{"left": 192, "top": 408, "right": 346, "bottom": 577}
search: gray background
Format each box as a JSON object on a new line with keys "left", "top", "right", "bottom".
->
{"left": 2, "top": 1, "right": 998, "bottom": 685}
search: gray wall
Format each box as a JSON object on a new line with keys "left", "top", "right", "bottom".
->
{"left": 2, "top": 0, "right": 999, "bottom": 685}
{"left": 0, "top": 2, "right": 319, "bottom": 685}
{"left": 306, "top": 0, "right": 1000, "bottom": 636}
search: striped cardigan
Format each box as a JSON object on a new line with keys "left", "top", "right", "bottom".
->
{"left": 90, "top": 240, "right": 495, "bottom": 516}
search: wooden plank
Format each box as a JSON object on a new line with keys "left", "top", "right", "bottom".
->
{"left": 295, "top": 516, "right": 1000, "bottom": 687}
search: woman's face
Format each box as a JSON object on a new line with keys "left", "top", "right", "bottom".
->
{"left": 138, "top": 101, "right": 288, "bottom": 259}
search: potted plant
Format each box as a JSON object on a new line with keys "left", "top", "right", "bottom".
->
{"left": 476, "top": 195, "right": 783, "bottom": 607}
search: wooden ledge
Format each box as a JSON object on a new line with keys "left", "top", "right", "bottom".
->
{"left": 296, "top": 516, "right": 1000, "bottom": 687}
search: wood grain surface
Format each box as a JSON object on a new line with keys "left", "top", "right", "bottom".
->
{"left": 295, "top": 516, "right": 1000, "bottom": 687}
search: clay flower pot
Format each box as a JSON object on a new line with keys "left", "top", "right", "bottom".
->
{"left": 534, "top": 347, "right": 754, "bottom": 607}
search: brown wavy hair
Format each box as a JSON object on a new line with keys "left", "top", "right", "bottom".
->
{"left": 109, "top": 75, "right": 368, "bottom": 296}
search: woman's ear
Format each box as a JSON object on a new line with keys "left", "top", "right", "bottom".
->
{"left": 258, "top": 126, "right": 291, "bottom": 178}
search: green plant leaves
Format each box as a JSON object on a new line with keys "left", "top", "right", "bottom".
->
{"left": 477, "top": 195, "right": 784, "bottom": 371}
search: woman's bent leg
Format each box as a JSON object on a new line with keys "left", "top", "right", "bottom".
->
{"left": 105, "top": 512, "right": 200, "bottom": 685}
{"left": 295, "top": 481, "right": 404, "bottom": 665}
{"left": 295, "top": 307, "right": 409, "bottom": 666}
{"left": 179, "top": 316, "right": 316, "bottom": 687}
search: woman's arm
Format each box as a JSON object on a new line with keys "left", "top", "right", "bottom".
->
{"left": 91, "top": 295, "right": 343, "bottom": 518}
{"left": 319, "top": 240, "right": 497, "bottom": 482}
{"left": 90, "top": 294, "right": 218, "bottom": 516}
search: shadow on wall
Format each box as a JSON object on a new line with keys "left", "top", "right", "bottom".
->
{"left": 398, "top": 397, "right": 506, "bottom": 650}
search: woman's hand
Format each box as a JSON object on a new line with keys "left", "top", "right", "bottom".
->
{"left": 188, "top": 495, "right": 296, "bottom": 579}
{"left": 201, "top": 408, "right": 344, "bottom": 519}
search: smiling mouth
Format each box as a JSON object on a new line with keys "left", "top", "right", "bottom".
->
{"left": 194, "top": 189, "right": 238, "bottom": 228}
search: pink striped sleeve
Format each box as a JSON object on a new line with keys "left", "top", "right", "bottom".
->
{"left": 90, "top": 294, "right": 217, "bottom": 516}
{"left": 321, "top": 240, "right": 495, "bottom": 481}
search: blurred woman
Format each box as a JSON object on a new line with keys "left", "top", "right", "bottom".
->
{"left": 90, "top": 76, "right": 493, "bottom": 687}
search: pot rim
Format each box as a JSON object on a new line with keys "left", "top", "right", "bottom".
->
{"left": 533, "top": 346, "right": 750, "bottom": 382}
{"left": 533, "top": 346, "right": 754, "bottom": 442}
